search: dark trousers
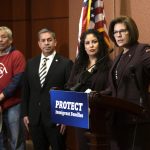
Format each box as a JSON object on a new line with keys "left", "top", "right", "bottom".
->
{"left": 29, "top": 119, "right": 66, "bottom": 150}
{"left": 76, "top": 128, "right": 89, "bottom": 150}
{"left": 111, "top": 123, "right": 150, "bottom": 150}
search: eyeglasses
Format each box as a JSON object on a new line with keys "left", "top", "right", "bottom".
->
{"left": 113, "top": 29, "right": 128, "bottom": 37}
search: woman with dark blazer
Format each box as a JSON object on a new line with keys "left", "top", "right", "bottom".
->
{"left": 108, "top": 16, "right": 150, "bottom": 150}
{"left": 67, "top": 29, "right": 112, "bottom": 150}
{"left": 67, "top": 29, "right": 111, "bottom": 92}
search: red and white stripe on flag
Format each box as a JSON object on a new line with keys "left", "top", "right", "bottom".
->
{"left": 78, "top": 0, "right": 111, "bottom": 52}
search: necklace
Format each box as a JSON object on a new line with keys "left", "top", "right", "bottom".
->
{"left": 114, "top": 53, "right": 124, "bottom": 81}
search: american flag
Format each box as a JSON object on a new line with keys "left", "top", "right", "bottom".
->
{"left": 78, "top": 0, "right": 111, "bottom": 49}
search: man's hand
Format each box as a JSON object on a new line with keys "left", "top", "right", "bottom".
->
{"left": 0, "top": 93, "right": 5, "bottom": 102}
{"left": 23, "top": 116, "right": 29, "bottom": 131}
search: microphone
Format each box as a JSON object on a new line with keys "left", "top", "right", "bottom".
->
{"left": 69, "top": 48, "right": 114, "bottom": 91}
{"left": 86, "top": 48, "right": 114, "bottom": 72}
{"left": 69, "top": 82, "right": 82, "bottom": 91}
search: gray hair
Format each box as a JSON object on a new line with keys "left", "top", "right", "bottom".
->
{"left": 0, "top": 26, "right": 13, "bottom": 40}
{"left": 38, "top": 28, "right": 56, "bottom": 39}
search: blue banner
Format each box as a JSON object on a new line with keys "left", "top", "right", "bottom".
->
{"left": 50, "top": 90, "right": 89, "bottom": 129}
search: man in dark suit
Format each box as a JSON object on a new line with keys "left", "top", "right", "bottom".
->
{"left": 22, "top": 28, "right": 73, "bottom": 150}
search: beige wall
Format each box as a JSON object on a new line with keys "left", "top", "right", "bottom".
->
{"left": 69, "top": 0, "right": 82, "bottom": 60}
{"left": 69, "top": 0, "right": 150, "bottom": 60}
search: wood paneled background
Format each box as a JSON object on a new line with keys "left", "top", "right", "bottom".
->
{"left": 1, "top": 1, "right": 150, "bottom": 150}
{"left": 0, "top": 0, "right": 69, "bottom": 60}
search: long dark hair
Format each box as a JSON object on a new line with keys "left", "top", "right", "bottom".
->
{"left": 74, "top": 29, "right": 110, "bottom": 74}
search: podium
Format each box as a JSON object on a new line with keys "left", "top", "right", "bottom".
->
{"left": 52, "top": 89, "right": 147, "bottom": 150}
{"left": 84, "top": 92, "right": 146, "bottom": 150}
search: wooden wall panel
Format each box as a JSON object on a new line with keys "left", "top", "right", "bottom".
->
{"left": 30, "top": 0, "right": 69, "bottom": 58}
{"left": 69, "top": 0, "right": 82, "bottom": 60}
{"left": 31, "top": 18, "right": 69, "bottom": 57}
{"left": 0, "top": 0, "right": 69, "bottom": 60}
{"left": 12, "top": 22, "right": 29, "bottom": 56}
{"left": 0, "top": 1, "right": 12, "bottom": 20}
{"left": 31, "top": 0, "right": 69, "bottom": 18}
{"left": 0, "top": 0, "right": 73, "bottom": 149}
{"left": 12, "top": 0, "right": 27, "bottom": 19}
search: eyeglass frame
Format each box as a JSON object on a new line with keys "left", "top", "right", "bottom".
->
{"left": 113, "top": 29, "right": 128, "bottom": 37}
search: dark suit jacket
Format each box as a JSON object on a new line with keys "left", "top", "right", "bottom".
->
{"left": 109, "top": 43, "right": 150, "bottom": 150}
{"left": 109, "top": 43, "right": 150, "bottom": 107}
{"left": 67, "top": 61, "right": 111, "bottom": 92}
{"left": 22, "top": 53, "right": 73, "bottom": 126}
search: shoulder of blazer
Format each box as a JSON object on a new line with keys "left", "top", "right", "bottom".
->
{"left": 130, "top": 43, "right": 150, "bottom": 53}
{"left": 27, "top": 55, "right": 41, "bottom": 64}
{"left": 54, "top": 53, "right": 72, "bottom": 64}
{"left": 137, "top": 43, "right": 150, "bottom": 49}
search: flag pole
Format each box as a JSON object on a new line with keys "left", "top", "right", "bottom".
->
{"left": 113, "top": 0, "right": 116, "bottom": 18}
{"left": 112, "top": 0, "right": 116, "bottom": 58}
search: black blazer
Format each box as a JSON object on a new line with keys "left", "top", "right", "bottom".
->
{"left": 67, "top": 62, "right": 111, "bottom": 92}
{"left": 22, "top": 53, "right": 73, "bottom": 125}
{"left": 109, "top": 43, "right": 150, "bottom": 109}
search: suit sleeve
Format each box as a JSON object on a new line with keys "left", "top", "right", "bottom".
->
{"left": 142, "top": 47, "right": 150, "bottom": 78}
{"left": 21, "top": 64, "right": 30, "bottom": 117}
{"left": 64, "top": 60, "right": 73, "bottom": 89}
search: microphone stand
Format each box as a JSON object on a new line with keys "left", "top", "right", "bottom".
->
{"left": 70, "top": 48, "right": 114, "bottom": 91}
{"left": 85, "top": 48, "right": 114, "bottom": 72}
{"left": 70, "top": 67, "right": 97, "bottom": 91}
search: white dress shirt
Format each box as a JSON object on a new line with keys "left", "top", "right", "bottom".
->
{"left": 39, "top": 51, "right": 56, "bottom": 75}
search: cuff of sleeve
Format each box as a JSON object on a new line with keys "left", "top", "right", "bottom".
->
{"left": 84, "top": 89, "right": 92, "bottom": 93}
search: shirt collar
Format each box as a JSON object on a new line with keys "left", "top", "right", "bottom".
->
{"left": 0, "top": 46, "right": 12, "bottom": 56}
{"left": 41, "top": 51, "right": 56, "bottom": 60}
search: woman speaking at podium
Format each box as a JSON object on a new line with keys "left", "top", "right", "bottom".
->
{"left": 108, "top": 16, "right": 150, "bottom": 150}
{"left": 66, "top": 29, "right": 112, "bottom": 150}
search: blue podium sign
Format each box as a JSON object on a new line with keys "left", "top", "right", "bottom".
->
{"left": 50, "top": 90, "right": 89, "bottom": 129}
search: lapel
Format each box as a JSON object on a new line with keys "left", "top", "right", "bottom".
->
{"left": 42, "top": 53, "right": 60, "bottom": 88}
{"left": 110, "top": 45, "right": 137, "bottom": 89}
{"left": 34, "top": 55, "right": 42, "bottom": 88}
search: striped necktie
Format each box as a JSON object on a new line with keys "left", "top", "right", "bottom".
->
{"left": 39, "top": 58, "right": 49, "bottom": 87}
